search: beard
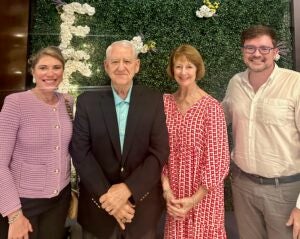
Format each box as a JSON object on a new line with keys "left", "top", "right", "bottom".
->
{"left": 245, "top": 56, "right": 270, "bottom": 73}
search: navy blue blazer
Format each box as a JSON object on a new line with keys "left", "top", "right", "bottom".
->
{"left": 71, "top": 85, "right": 169, "bottom": 238}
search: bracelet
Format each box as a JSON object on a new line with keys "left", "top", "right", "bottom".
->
{"left": 8, "top": 210, "right": 21, "bottom": 224}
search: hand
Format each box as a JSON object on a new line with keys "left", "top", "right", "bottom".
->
{"left": 163, "top": 188, "right": 194, "bottom": 220}
{"left": 8, "top": 211, "right": 33, "bottom": 239}
{"left": 99, "top": 183, "right": 132, "bottom": 215}
{"left": 114, "top": 215, "right": 126, "bottom": 231}
{"left": 163, "top": 189, "right": 175, "bottom": 205}
{"left": 166, "top": 196, "right": 194, "bottom": 220}
{"left": 286, "top": 207, "right": 300, "bottom": 239}
{"left": 113, "top": 201, "right": 135, "bottom": 230}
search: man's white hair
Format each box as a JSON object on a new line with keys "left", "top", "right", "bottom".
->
{"left": 106, "top": 40, "right": 138, "bottom": 59}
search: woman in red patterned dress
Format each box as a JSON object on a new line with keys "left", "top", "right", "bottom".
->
{"left": 162, "top": 44, "right": 230, "bottom": 238}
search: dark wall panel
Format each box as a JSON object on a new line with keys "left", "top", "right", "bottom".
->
{"left": 0, "top": 0, "right": 30, "bottom": 109}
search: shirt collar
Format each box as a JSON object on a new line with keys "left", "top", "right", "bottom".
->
{"left": 111, "top": 84, "right": 132, "bottom": 105}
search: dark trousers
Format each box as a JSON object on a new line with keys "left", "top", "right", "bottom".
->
{"left": 0, "top": 185, "right": 70, "bottom": 239}
{"left": 28, "top": 195, "right": 70, "bottom": 239}
{"left": 82, "top": 226, "right": 157, "bottom": 239}
{"left": 0, "top": 216, "right": 8, "bottom": 239}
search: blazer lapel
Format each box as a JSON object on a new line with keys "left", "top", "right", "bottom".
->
{"left": 99, "top": 88, "right": 122, "bottom": 161}
{"left": 122, "top": 86, "right": 142, "bottom": 163}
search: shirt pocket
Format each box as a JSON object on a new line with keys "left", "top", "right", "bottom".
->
{"left": 262, "top": 99, "right": 290, "bottom": 126}
{"left": 19, "top": 163, "right": 46, "bottom": 191}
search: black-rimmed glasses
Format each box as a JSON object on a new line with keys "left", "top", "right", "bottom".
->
{"left": 242, "top": 45, "right": 275, "bottom": 55}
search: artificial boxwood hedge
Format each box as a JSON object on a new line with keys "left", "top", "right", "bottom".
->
{"left": 29, "top": 0, "right": 294, "bottom": 210}
{"left": 29, "top": 0, "right": 293, "bottom": 97}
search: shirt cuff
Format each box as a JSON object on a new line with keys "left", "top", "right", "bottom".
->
{"left": 296, "top": 193, "right": 300, "bottom": 209}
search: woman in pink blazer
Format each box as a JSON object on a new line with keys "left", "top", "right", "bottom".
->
{"left": 0, "top": 46, "right": 73, "bottom": 239}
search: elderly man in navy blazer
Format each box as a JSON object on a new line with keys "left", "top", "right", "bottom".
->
{"left": 71, "top": 40, "right": 169, "bottom": 239}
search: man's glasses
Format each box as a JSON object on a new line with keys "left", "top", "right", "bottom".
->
{"left": 242, "top": 45, "right": 275, "bottom": 55}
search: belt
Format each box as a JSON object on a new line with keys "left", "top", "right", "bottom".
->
{"left": 236, "top": 166, "right": 300, "bottom": 185}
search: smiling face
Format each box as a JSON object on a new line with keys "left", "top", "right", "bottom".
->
{"left": 32, "top": 55, "right": 64, "bottom": 92}
{"left": 32, "top": 55, "right": 64, "bottom": 91}
{"left": 242, "top": 35, "right": 278, "bottom": 73}
{"left": 173, "top": 56, "right": 197, "bottom": 87}
{"left": 104, "top": 43, "right": 140, "bottom": 89}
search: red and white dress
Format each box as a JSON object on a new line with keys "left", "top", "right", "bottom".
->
{"left": 163, "top": 94, "right": 230, "bottom": 239}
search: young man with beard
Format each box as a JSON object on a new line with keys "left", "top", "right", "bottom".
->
{"left": 222, "top": 25, "right": 300, "bottom": 239}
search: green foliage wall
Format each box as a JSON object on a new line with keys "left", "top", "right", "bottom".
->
{"left": 30, "top": 0, "right": 293, "bottom": 100}
{"left": 30, "top": 0, "right": 293, "bottom": 211}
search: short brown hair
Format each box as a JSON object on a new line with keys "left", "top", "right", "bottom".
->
{"left": 241, "top": 25, "right": 278, "bottom": 47}
{"left": 28, "top": 46, "right": 65, "bottom": 70}
{"left": 167, "top": 44, "right": 205, "bottom": 80}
